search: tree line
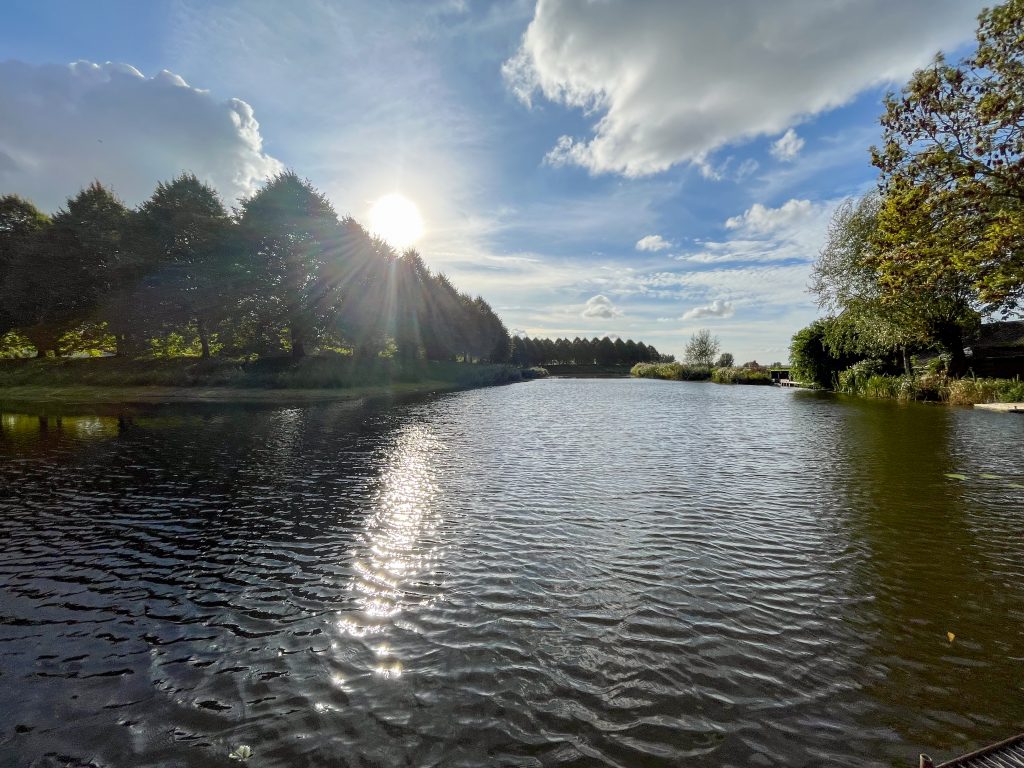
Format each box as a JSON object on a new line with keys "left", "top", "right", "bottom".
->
{"left": 791, "top": 0, "right": 1023, "bottom": 386}
{"left": 509, "top": 335, "right": 674, "bottom": 367}
{"left": 0, "top": 172, "right": 511, "bottom": 364}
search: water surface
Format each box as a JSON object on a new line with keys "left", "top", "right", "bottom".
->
{"left": 1, "top": 379, "right": 1022, "bottom": 767}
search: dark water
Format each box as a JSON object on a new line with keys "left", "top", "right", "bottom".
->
{"left": 1, "top": 379, "right": 1022, "bottom": 768}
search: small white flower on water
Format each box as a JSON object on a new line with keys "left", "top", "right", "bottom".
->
{"left": 229, "top": 745, "right": 253, "bottom": 761}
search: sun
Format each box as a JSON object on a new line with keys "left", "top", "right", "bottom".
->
{"left": 368, "top": 193, "right": 424, "bottom": 250}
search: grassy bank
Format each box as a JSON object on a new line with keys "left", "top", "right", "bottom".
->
{"left": 837, "top": 370, "right": 1024, "bottom": 405}
{"left": 630, "top": 362, "right": 772, "bottom": 385}
{"left": 0, "top": 357, "right": 547, "bottom": 403}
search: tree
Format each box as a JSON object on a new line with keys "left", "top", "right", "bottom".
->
{"left": 0, "top": 195, "right": 50, "bottom": 339}
{"left": 811, "top": 194, "right": 978, "bottom": 374}
{"left": 49, "top": 183, "right": 142, "bottom": 356}
{"left": 684, "top": 328, "right": 720, "bottom": 367}
{"left": 871, "top": 0, "right": 1024, "bottom": 315}
{"left": 715, "top": 352, "right": 734, "bottom": 368}
{"left": 136, "top": 174, "right": 235, "bottom": 358}
{"left": 595, "top": 336, "right": 616, "bottom": 365}
{"left": 789, "top": 319, "right": 858, "bottom": 388}
{"left": 238, "top": 172, "right": 343, "bottom": 358}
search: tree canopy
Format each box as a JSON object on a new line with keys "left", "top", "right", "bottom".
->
{"left": 871, "top": 0, "right": 1024, "bottom": 315}
{"left": 0, "top": 172, "right": 511, "bottom": 365}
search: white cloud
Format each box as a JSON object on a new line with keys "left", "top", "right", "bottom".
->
{"left": 669, "top": 198, "right": 837, "bottom": 266}
{"left": 581, "top": 294, "right": 622, "bottom": 319}
{"left": 636, "top": 234, "right": 672, "bottom": 252}
{"left": 0, "top": 60, "right": 283, "bottom": 211}
{"left": 725, "top": 199, "right": 820, "bottom": 234}
{"left": 505, "top": 0, "right": 982, "bottom": 176}
{"left": 770, "top": 129, "right": 805, "bottom": 162}
{"left": 681, "top": 300, "right": 735, "bottom": 321}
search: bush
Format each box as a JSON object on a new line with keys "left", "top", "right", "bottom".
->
{"left": 837, "top": 359, "right": 887, "bottom": 394}
{"left": 710, "top": 366, "right": 773, "bottom": 385}
{"left": 630, "top": 362, "right": 711, "bottom": 381}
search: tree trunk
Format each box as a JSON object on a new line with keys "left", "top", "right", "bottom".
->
{"left": 902, "top": 347, "right": 912, "bottom": 375}
{"left": 198, "top": 320, "right": 210, "bottom": 359}
{"left": 937, "top": 324, "right": 968, "bottom": 377}
{"left": 290, "top": 327, "right": 306, "bottom": 359}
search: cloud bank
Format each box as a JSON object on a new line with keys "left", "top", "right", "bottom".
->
{"left": 504, "top": 0, "right": 983, "bottom": 176}
{"left": 0, "top": 60, "right": 283, "bottom": 211}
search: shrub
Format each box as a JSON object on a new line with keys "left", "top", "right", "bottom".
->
{"left": 630, "top": 362, "right": 711, "bottom": 381}
{"left": 837, "top": 359, "right": 886, "bottom": 394}
{"left": 710, "top": 366, "right": 773, "bottom": 385}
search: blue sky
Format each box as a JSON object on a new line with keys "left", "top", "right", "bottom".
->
{"left": 0, "top": 0, "right": 987, "bottom": 361}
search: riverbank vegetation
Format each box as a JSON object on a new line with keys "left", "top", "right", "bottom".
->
{"left": 631, "top": 360, "right": 773, "bottom": 386}
{"left": 632, "top": 329, "right": 777, "bottom": 385}
{"left": 791, "top": 1, "right": 1024, "bottom": 405}
{"left": 0, "top": 173, "right": 514, "bottom": 382}
{"left": 0, "top": 356, "right": 545, "bottom": 392}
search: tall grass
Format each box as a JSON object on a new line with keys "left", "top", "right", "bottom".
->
{"left": 630, "top": 362, "right": 711, "bottom": 381}
{"left": 710, "top": 367, "right": 773, "bottom": 385}
{"left": 0, "top": 356, "right": 539, "bottom": 391}
{"left": 836, "top": 366, "right": 1024, "bottom": 405}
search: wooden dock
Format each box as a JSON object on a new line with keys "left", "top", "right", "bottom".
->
{"left": 921, "top": 732, "right": 1024, "bottom": 767}
{"left": 973, "top": 402, "right": 1024, "bottom": 413}
{"left": 777, "top": 378, "right": 811, "bottom": 388}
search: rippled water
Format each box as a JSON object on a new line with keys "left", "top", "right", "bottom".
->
{"left": 1, "top": 378, "right": 1023, "bottom": 767}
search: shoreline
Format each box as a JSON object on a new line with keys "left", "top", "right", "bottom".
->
{"left": 0, "top": 380, "right": 472, "bottom": 408}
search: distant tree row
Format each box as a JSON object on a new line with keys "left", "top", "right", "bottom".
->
{"left": 509, "top": 335, "right": 674, "bottom": 367}
{"left": 0, "top": 172, "right": 510, "bottom": 363}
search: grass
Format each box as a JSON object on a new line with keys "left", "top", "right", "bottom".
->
{"left": 710, "top": 367, "right": 774, "bottom": 385}
{"left": 0, "top": 356, "right": 546, "bottom": 403}
{"left": 836, "top": 369, "right": 1024, "bottom": 405}
{"left": 630, "top": 362, "right": 711, "bottom": 381}
{"left": 632, "top": 362, "right": 773, "bottom": 385}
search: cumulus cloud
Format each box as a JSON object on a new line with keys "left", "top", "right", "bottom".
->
{"left": 636, "top": 234, "right": 672, "bottom": 252}
{"left": 770, "top": 129, "right": 805, "bottom": 162}
{"left": 504, "top": 0, "right": 982, "bottom": 176}
{"left": 670, "top": 198, "right": 836, "bottom": 266}
{"left": 0, "top": 60, "right": 283, "bottom": 211}
{"left": 681, "top": 299, "right": 735, "bottom": 321}
{"left": 725, "top": 199, "right": 820, "bottom": 234}
{"left": 581, "top": 294, "right": 622, "bottom": 319}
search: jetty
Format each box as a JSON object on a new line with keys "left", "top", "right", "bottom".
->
{"left": 973, "top": 402, "right": 1024, "bottom": 413}
{"left": 920, "top": 732, "right": 1024, "bottom": 767}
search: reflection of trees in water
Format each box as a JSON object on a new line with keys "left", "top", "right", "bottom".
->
{"left": 831, "top": 398, "right": 1024, "bottom": 756}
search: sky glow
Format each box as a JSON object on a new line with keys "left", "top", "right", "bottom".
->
{"left": 369, "top": 194, "right": 425, "bottom": 250}
{"left": 0, "top": 0, "right": 988, "bottom": 360}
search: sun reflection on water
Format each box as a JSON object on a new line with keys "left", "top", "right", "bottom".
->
{"left": 336, "top": 425, "right": 445, "bottom": 674}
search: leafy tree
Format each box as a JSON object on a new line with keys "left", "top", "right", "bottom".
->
{"left": 871, "top": 0, "right": 1024, "bottom": 315}
{"left": 238, "top": 172, "right": 343, "bottom": 358}
{"left": 50, "top": 183, "right": 141, "bottom": 356}
{"left": 789, "top": 319, "right": 858, "bottom": 388}
{"left": 595, "top": 336, "right": 616, "bottom": 365}
{"left": 715, "top": 352, "right": 734, "bottom": 368}
{"left": 0, "top": 195, "right": 50, "bottom": 338}
{"left": 611, "top": 337, "right": 626, "bottom": 365}
{"left": 684, "top": 328, "right": 720, "bottom": 367}
{"left": 136, "top": 174, "right": 236, "bottom": 358}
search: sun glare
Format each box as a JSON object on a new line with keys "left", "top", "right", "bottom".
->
{"left": 369, "top": 194, "right": 425, "bottom": 250}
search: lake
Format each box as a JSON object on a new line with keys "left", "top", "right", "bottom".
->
{"left": 1, "top": 378, "right": 1022, "bottom": 767}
